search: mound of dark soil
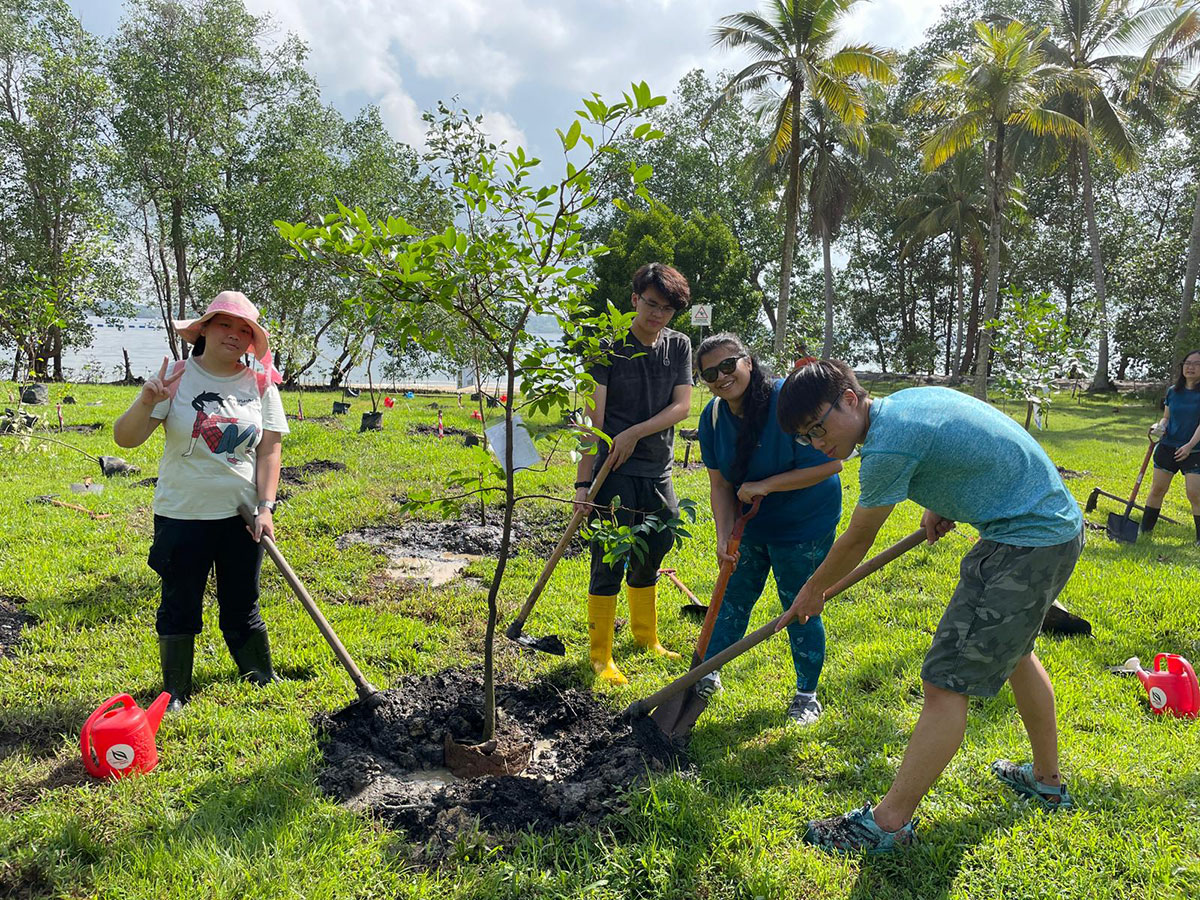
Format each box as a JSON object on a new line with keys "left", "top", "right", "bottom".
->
{"left": 317, "top": 669, "right": 685, "bottom": 849}
{"left": 58, "top": 423, "right": 105, "bottom": 434}
{"left": 279, "top": 459, "right": 347, "bottom": 485}
{"left": 0, "top": 596, "right": 34, "bottom": 657}
{"left": 408, "top": 423, "right": 479, "bottom": 446}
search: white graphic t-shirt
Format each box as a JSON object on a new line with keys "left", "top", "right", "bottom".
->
{"left": 150, "top": 360, "right": 289, "bottom": 519}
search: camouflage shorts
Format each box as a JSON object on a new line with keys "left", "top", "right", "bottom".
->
{"left": 921, "top": 528, "right": 1084, "bottom": 697}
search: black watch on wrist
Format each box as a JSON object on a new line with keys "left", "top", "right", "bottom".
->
{"left": 257, "top": 500, "right": 277, "bottom": 513}
{"left": 574, "top": 481, "right": 593, "bottom": 490}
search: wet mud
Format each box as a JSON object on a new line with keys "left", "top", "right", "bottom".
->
{"left": 279, "top": 459, "right": 347, "bottom": 485}
{"left": 0, "top": 596, "right": 34, "bottom": 657}
{"left": 316, "top": 668, "right": 685, "bottom": 851}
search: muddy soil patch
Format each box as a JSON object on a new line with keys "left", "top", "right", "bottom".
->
{"left": 0, "top": 596, "right": 34, "bottom": 657}
{"left": 317, "top": 668, "right": 685, "bottom": 850}
{"left": 280, "top": 459, "right": 346, "bottom": 485}
{"left": 132, "top": 477, "right": 158, "bottom": 488}
{"left": 55, "top": 422, "right": 105, "bottom": 434}
{"left": 1056, "top": 465, "right": 1090, "bottom": 480}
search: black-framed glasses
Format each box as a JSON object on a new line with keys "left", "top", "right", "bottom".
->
{"left": 795, "top": 401, "right": 838, "bottom": 445}
{"left": 699, "top": 354, "right": 745, "bottom": 383}
{"left": 635, "top": 293, "right": 676, "bottom": 316}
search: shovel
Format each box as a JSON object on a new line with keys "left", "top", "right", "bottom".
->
{"left": 504, "top": 454, "right": 617, "bottom": 655}
{"left": 1106, "top": 439, "right": 1155, "bottom": 544}
{"left": 238, "top": 505, "right": 382, "bottom": 708}
{"left": 627, "top": 527, "right": 927, "bottom": 739}
{"left": 660, "top": 497, "right": 762, "bottom": 620}
{"left": 659, "top": 569, "right": 706, "bottom": 618}
{"left": 647, "top": 498, "right": 761, "bottom": 729}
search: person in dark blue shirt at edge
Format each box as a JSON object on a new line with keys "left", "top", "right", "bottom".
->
{"left": 1142, "top": 349, "right": 1200, "bottom": 544}
{"left": 694, "top": 334, "right": 842, "bottom": 725}
{"left": 773, "top": 360, "right": 1085, "bottom": 854}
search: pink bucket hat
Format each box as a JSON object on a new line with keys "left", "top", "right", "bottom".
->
{"left": 173, "top": 291, "right": 270, "bottom": 361}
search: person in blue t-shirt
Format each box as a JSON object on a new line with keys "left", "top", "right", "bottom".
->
{"left": 694, "top": 335, "right": 842, "bottom": 725}
{"left": 774, "top": 360, "right": 1085, "bottom": 855}
{"left": 1142, "top": 349, "right": 1200, "bottom": 543}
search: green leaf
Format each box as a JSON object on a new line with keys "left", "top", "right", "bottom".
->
{"left": 562, "top": 120, "right": 581, "bottom": 151}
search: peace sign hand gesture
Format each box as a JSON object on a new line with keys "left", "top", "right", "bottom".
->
{"left": 139, "top": 357, "right": 184, "bottom": 408}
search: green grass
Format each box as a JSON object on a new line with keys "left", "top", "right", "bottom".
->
{"left": 1, "top": 381, "right": 1198, "bottom": 899}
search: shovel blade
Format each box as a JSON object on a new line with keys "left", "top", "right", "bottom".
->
{"left": 1106, "top": 512, "right": 1139, "bottom": 544}
{"left": 648, "top": 683, "right": 710, "bottom": 739}
{"left": 1085, "top": 488, "right": 1100, "bottom": 513}
{"left": 680, "top": 602, "right": 708, "bottom": 620}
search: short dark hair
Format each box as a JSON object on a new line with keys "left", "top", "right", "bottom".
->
{"left": 777, "top": 358, "right": 868, "bottom": 435}
{"left": 632, "top": 262, "right": 690, "bottom": 310}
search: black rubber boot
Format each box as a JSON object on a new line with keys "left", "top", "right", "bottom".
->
{"left": 1041, "top": 601, "right": 1092, "bottom": 637}
{"left": 159, "top": 634, "right": 194, "bottom": 713}
{"left": 226, "top": 629, "right": 281, "bottom": 686}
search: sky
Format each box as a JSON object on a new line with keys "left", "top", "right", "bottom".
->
{"left": 68, "top": 0, "right": 951, "bottom": 157}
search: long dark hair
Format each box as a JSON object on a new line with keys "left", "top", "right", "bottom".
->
{"left": 1174, "top": 349, "right": 1200, "bottom": 392}
{"left": 696, "top": 332, "right": 772, "bottom": 485}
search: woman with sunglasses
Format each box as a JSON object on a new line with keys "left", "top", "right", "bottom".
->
{"left": 1142, "top": 349, "right": 1200, "bottom": 543}
{"left": 694, "top": 334, "right": 843, "bottom": 724}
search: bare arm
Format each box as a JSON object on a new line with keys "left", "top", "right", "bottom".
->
{"left": 113, "top": 357, "right": 181, "bottom": 447}
{"left": 573, "top": 384, "right": 606, "bottom": 513}
{"left": 737, "top": 459, "right": 843, "bottom": 504}
{"left": 708, "top": 467, "right": 739, "bottom": 565}
{"left": 607, "top": 382, "right": 693, "bottom": 470}
{"left": 250, "top": 430, "right": 283, "bottom": 542}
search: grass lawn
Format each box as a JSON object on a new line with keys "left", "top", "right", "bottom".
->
{"left": 1, "top": 379, "right": 1198, "bottom": 899}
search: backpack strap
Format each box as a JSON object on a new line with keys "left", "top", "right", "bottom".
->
{"left": 165, "top": 360, "right": 187, "bottom": 400}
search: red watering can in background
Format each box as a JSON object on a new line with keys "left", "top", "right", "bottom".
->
{"left": 1132, "top": 655, "right": 1200, "bottom": 719}
{"left": 80, "top": 692, "right": 170, "bottom": 778}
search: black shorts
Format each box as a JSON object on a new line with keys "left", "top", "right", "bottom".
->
{"left": 1153, "top": 442, "right": 1200, "bottom": 476}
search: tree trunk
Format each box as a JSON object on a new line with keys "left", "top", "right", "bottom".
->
{"left": 774, "top": 125, "right": 802, "bottom": 356}
{"left": 953, "top": 233, "right": 964, "bottom": 375}
{"left": 821, "top": 222, "right": 835, "bottom": 357}
{"left": 1174, "top": 177, "right": 1200, "bottom": 357}
{"left": 170, "top": 196, "right": 191, "bottom": 359}
{"left": 1081, "top": 151, "right": 1113, "bottom": 391}
{"left": 975, "top": 129, "right": 1006, "bottom": 400}
{"left": 51, "top": 325, "right": 63, "bottom": 381}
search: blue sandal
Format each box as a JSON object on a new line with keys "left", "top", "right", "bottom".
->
{"left": 990, "top": 760, "right": 1073, "bottom": 810}
{"left": 803, "top": 804, "right": 916, "bottom": 854}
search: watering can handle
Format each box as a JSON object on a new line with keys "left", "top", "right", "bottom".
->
{"left": 1157, "top": 654, "right": 1200, "bottom": 713}
{"left": 80, "top": 693, "right": 134, "bottom": 777}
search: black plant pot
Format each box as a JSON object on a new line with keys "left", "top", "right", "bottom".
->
{"left": 332, "top": 401, "right": 350, "bottom": 415}
{"left": 360, "top": 411, "right": 383, "bottom": 432}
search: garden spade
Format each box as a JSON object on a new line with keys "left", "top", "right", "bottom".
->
{"left": 238, "top": 505, "right": 382, "bottom": 708}
{"left": 628, "top": 527, "right": 927, "bottom": 740}
{"left": 504, "top": 454, "right": 617, "bottom": 655}
{"left": 647, "top": 498, "right": 760, "bottom": 730}
{"left": 1106, "top": 439, "right": 1155, "bottom": 544}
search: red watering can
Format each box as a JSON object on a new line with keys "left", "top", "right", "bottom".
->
{"left": 80, "top": 692, "right": 171, "bottom": 778}
{"left": 1131, "top": 655, "right": 1199, "bottom": 719}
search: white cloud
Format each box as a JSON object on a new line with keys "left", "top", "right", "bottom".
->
{"left": 480, "top": 110, "right": 527, "bottom": 150}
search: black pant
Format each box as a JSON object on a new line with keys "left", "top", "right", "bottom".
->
{"left": 588, "top": 472, "right": 679, "bottom": 595}
{"left": 148, "top": 515, "right": 265, "bottom": 648}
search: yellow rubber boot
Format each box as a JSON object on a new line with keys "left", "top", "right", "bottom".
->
{"left": 587, "top": 593, "right": 626, "bottom": 685}
{"left": 628, "top": 584, "right": 680, "bottom": 659}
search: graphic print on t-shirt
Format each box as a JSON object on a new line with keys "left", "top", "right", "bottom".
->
{"left": 181, "top": 390, "right": 260, "bottom": 465}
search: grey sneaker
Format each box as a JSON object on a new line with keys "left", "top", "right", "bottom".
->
{"left": 787, "top": 692, "right": 822, "bottom": 725}
{"left": 990, "top": 760, "right": 1073, "bottom": 810}
{"left": 695, "top": 671, "right": 723, "bottom": 700}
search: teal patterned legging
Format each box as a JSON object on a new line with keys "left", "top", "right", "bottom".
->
{"left": 702, "top": 530, "right": 834, "bottom": 692}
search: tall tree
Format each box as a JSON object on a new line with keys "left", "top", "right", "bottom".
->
{"left": 0, "top": 0, "right": 131, "bottom": 379}
{"left": 711, "top": 0, "right": 895, "bottom": 355}
{"left": 108, "top": 0, "right": 306, "bottom": 358}
{"left": 918, "top": 19, "right": 1082, "bottom": 399}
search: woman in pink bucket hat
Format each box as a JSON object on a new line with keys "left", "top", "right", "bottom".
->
{"left": 114, "top": 291, "right": 289, "bottom": 712}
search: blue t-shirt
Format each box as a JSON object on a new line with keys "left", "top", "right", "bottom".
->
{"left": 1164, "top": 385, "right": 1200, "bottom": 449}
{"left": 857, "top": 387, "right": 1082, "bottom": 547}
{"left": 698, "top": 378, "right": 841, "bottom": 545}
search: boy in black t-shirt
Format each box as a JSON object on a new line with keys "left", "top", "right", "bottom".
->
{"left": 574, "top": 263, "right": 694, "bottom": 684}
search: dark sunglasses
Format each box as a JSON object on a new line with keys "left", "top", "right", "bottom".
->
{"left": 699, "top": 354, "right": 745, "bottom": 383}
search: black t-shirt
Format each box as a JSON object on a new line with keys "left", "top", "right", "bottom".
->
{"left": 588, "top": 327, "right": 692, "bottom": 478}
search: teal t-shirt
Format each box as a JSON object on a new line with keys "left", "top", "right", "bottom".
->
{"left": 857, "top": 387, "right": 1082, "bottom": 547}
{"left": 1164, "top": 385, "right": 1200, "bottom": 449}
{"left": 698, "top": 378, "right": 841, "bottom": 545}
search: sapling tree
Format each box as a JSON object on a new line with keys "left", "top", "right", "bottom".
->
{"left": 278, "top": 83, "right": 678, "bottom": 744}
{"left": 988, "top": 286, "right": 1088, "bottom": 430}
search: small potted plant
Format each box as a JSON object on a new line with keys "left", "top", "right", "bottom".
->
{"left": 359, "top": 334, "right": 383, "bottom": 432}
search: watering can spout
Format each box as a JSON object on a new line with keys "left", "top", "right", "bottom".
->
{"left": 145, "top": 691, "right": 171, "bottom": 734}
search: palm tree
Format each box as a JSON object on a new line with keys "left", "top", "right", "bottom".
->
{"left": 1136, "top": 0, "right": 1200, "bottom": 357}
{"left": 898, "top": 149, "right": 988, "bottom": 374}
{"left": 918, "top": 20, "right": 1083, "bottom": 400}
{"left": 712, "top": 0, "right": 895, "bottom": 356}
{"left": 1035, "top": 0, "right": 1164, "bottom": 391}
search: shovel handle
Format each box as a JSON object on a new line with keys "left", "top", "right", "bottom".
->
{"left": 238, "top": 505, "right": 378, "bottom": 701}
{"left": 693, "top": 496, "right": 762, "bottom": 663}
{"left": 507, "top": 454, "right": 617, "bottom": 634}
{"left": 626, "top": 527, "right": 926, "bottom": 720}
{"left": 1123, "top": 439, "right": 1156, "bottom": 516}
